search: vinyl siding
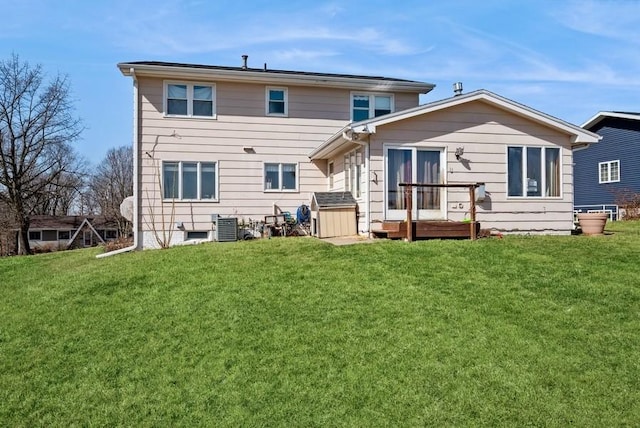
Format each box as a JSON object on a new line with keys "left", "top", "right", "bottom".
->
{"left": 338, "top": 101, "right": 576, "bottom": 234}
{"left": 136, "top": 77, "right": 420, "bottom": 244}
{"left": 574, "top": 117, "right": 640, "bottom": 206}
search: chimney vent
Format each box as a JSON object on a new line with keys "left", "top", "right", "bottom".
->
{"left": 453, "top": 82, "right": 463, "bottom": 96}
{"left": 241, "top": 55, "right": 248, "bottom": 69}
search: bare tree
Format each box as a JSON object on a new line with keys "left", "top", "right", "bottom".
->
{"left": 0, "top": 54, "right": 83, "bottom": 254}
{"left": 29, "top": 167, "right": 86, "bottom": 216}
{"left": 0, "top": 200, "right": 17, "bottom": 256}
{"left": 87, "top": 145, "right": 133, "bottom": 236}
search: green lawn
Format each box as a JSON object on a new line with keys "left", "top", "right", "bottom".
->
{"left": 1, "top": 222, "right": 639, "bottom": 426}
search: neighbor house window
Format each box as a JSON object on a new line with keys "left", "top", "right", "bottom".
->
{"left": 105, "top": 230, "right": 118, "bottom": 240}
{"left": 598, "top": 160, "right": 620, "bottom": 183}
{"left": 42, "top": 230, "right": 58, "bottom": 241}
{"left": 507, "top": 146, "right": 561, "bottom": 197}
{"left": 266, "top": 87, "right": 288, "bottom": 116}
{"left": 58, "top": 230, "right": 70, "bottom": 240}
{"left": 163, "top": 161, "right": 218, "bottom": 200}
{"left": 344, "top": 148, "right": 364, "bottom": 198}
{"left": 264, "top": 163, "right": 297, "bottom": 191}
{"left": 165, "top": 82, "right": 215, "bottom": 118}
{"left": 351, "top": 93, "right": 393, "bottom": 121}
{"left": 28, "top": 231, "right": 41, "bottom": 240}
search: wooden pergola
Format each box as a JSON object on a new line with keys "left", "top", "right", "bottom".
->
{"left": 398, "top": 182, "right": 484, "bottom": 241}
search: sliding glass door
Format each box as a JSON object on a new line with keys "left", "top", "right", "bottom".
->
{"left": 385, "top": 147, "right": 444, "bottom": 220}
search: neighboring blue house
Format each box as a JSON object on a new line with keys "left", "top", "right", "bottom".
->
{"left": 574, "top": 111, "right": 640, "bottom": 219}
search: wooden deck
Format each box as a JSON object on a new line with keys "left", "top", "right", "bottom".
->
{"left": 373, "top": 220, "right": 480, "bottom": 240}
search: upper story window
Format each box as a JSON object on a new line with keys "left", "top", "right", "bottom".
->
{"left": 351, "top": 93, "right": 393, "bottom": 121}
{"left": 165, "top": 82, "right": 215, "bottom": 118}
{"left": 264, "top": 163, "right": 298, "bottom": 192}
{"left": 163, "top": 161, "right": 218, "bottom": 201}
{"left": 266, "top": 87, "right": 288, "bottom": 116}
{"left": 599, "top": 160, "right": 620, "bottom": 183}
{"left": 507, "top": 146, "right": 561, "bottom": 198}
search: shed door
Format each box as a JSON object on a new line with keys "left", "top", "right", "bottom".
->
{"left": 385, "top": 147, "right": 444, "bottom": 220}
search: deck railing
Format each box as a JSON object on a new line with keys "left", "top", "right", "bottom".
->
{"left": 399, "top": 182, "right": 484, "bottom": 241}
{"left": 574, "top": 204, "right": 619, "bottom": 221}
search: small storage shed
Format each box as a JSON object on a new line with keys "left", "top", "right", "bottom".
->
{"left": 310, "top": 192, "right": 358, "bottom": 238}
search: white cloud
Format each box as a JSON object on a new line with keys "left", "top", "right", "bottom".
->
{"left": 270, "top": 48, "right": 340, "bottom": 62}
{"left": 552, "top": 0, "right": 640, "bottom": 44}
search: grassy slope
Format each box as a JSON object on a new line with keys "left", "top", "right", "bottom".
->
{"left": 1, "top": 222, "right": 639, "bottom": 426}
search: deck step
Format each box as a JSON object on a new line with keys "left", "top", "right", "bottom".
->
{"left": 377, "top": 221, "right": 480, "bottom": 240}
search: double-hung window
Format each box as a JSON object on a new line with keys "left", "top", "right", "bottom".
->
{"left": 351, "top": 93, "right": 393, "bottom": 121}
{"left": 507, "top": 146, "right": 561, "bottom": 197}
{"left": 266, "top": 87, "right": 288, "bottom": 116}
{"left": 165, "top": 82, "right": 215, "bottom": 118}
{"left": 598, "top": 160, "right": 620, "bottom": 183}
{"left": 163, "top": 161, "right": 218, "bottom": 200}
{"left": 264, "top": 163, "right": 297, "bottom": 191}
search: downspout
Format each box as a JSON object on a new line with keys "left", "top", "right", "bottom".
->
{"left": 365, "top": 136, "right": 371, "bottom": 236}
{"left": 97, "top": 67, "right": 140, "bottom": 258}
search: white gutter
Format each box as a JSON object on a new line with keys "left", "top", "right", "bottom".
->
{"left": 117, "top": 62, "right": 435, "bottom": 94}
{"left": 97, "top": 67, "right": 140, "bottom": 258}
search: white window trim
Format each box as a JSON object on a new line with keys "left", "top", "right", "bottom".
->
{"left": 162, "top": 160, "right": 219, "bottom": 202}
{"left": 506, "top": 145, "right": 562, "bottom": 199}
{"left": 598, "top": 160, "right": 620, "bottom": 184}
{"left": 263, "top": 162, "right": 299, "bottom": 193}
{"left": 350, "top": 92, "right": 394, "bottom": 121}
{"left": 382, "top": 144, "right": 447, "bottom": 221}
{"left": 265, "top": 86, "right": 288, "bottom": 117}
{"left": 163, "top": 81, "right": 217, "bottom": 119}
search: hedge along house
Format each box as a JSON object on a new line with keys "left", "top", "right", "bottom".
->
{"left": 118, "top": 59, "right": 599, "bottom": 250}
{"left": 310, "top": 89, "right": 600, "bottom": 235}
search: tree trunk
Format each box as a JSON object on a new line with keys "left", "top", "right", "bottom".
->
{"left": 18, "top": 218, "right": 32, "bottom": 255}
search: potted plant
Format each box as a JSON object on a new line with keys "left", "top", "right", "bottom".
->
{"left": 577, "top": 212, "right": 608, "bottom": 235}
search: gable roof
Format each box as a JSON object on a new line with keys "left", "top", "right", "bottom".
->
{"left": 28, "top": 215, "right": 116, "bottom": 230}
{"left": 581, "top": 111, "right": 640, "bottom": 130}
{"left": 310, "top": 89, "right": 602, "bottom": 160}
{"left": 67, "top": 218, "right": 105, "bottom": 247}
{"left": 118, "top": 61, "right": 435, "bottom": 94}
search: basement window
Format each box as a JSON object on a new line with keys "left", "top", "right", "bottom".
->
{"left": 186, "top": 231, "right": 209, "bottom": 240}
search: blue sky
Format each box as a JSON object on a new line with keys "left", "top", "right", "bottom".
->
{"left": 2, "top": 0, "right": 639, "bottom": 164}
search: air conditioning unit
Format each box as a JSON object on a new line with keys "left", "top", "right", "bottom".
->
{"left": 214, "top": 217, "right": 237, "bottom": 242}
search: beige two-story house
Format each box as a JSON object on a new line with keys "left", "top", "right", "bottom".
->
{"left": 118, "top": 59, "right": 599, "bottom": 249}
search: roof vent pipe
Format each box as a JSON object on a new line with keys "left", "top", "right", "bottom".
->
{"left": 453, "top": 82, "right": 463, "bottom": 96}
{"left": 242, "top": 54, "right": 248, "bottom": 69}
